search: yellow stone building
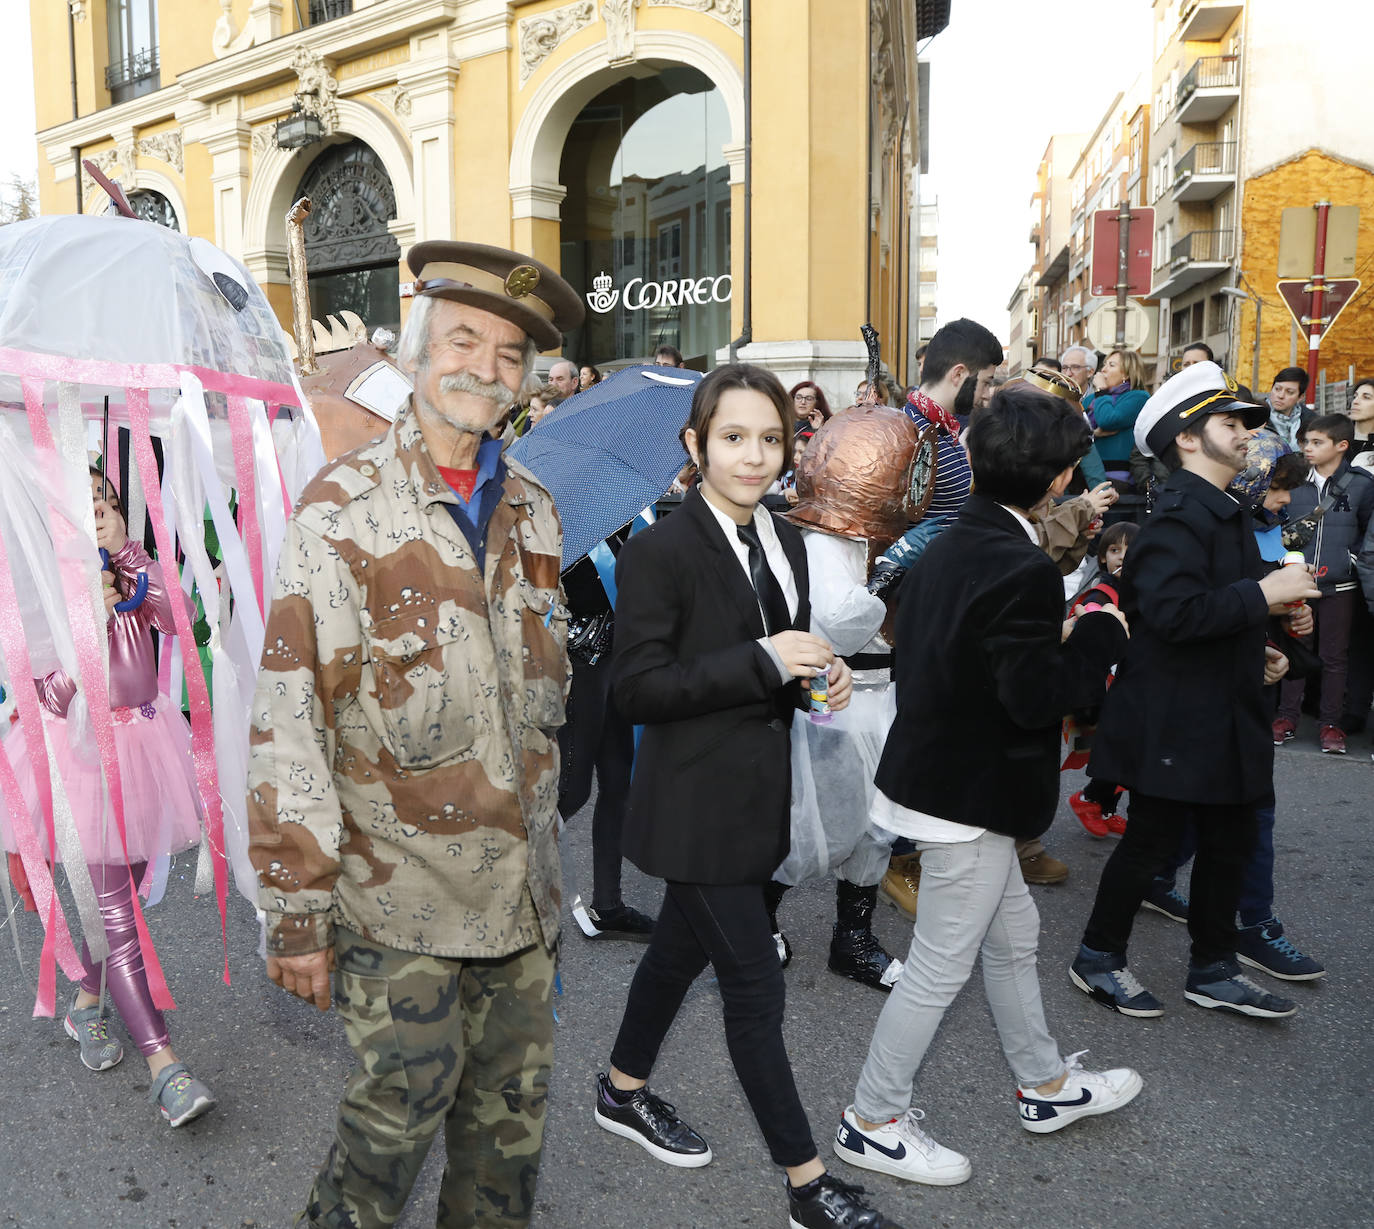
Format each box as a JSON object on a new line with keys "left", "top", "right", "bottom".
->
{"left": 32, "top": 0, "right": 947, "bottom": 405}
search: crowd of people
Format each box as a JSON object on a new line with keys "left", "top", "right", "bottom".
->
{"left": 3, "top": 231, "right": 1362, "bottom": 1229}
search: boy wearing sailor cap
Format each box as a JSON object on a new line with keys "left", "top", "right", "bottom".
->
{"left": 1069, "top": 362, "right": 1321, "bottom": 1021}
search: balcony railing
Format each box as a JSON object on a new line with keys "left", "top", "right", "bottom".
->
{"left": 1170, "top": 228, "right": 1233, "bottom": 268}
{"left": 1178, "top": 55, "right": 1239, "bottom": 102}
{"left": 309, "top": 0, "right": 353, "bottom": 23}
{"left": 105, "top": 46, "right": 159, "bottom": 99}
{"left": 1177, "top": 141, "right": 1236, "bottom": 179}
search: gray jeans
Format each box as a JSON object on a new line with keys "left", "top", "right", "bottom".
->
{"left": 853, "top": 831, "right": 1063, "bottom": 1122}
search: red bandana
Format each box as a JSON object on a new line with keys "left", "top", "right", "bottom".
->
{"left": 907, "top": 387, "right": 960, "bottom": 442}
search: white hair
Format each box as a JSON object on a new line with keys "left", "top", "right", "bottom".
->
{"left": 397, "top": 294, "right": 538, "bottom": 376}
{"left": 1059, "top": 345, "right": 1098, "bottom": 372}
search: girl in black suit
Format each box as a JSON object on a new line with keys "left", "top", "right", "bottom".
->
{"left": 591, "top": 365, "right": 901, "bottom": 1229}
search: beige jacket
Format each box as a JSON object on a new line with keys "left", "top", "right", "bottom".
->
{"left": 247, "top": 405, "right": 569, "bottom": 959}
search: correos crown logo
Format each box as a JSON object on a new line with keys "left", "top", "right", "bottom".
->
{"left": 585, "top": 269, "right": 733, "bottom": 314}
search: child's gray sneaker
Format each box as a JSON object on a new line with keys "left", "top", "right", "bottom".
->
{"left": 63, "top": 996, "right": 123, "bottom": 1071}
{"left": 151, "top": 1062, "right": 216, "bottom": 1127}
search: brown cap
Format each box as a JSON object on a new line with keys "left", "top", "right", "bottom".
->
{"left": 406, "top": 240, "right": 585, "bottom": 352}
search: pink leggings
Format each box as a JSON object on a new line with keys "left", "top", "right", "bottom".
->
{"left": 78, "top": 863, "right": 170, "bottom": 1057}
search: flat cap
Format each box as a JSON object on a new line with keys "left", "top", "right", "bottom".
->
{"left": 1134, "top": 360, "right": 1268, "bottom": 458}
{"left": 407, "top": 240, "right": 585, "bottom": 352}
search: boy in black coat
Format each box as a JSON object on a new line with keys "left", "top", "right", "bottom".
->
{"left": 1072, "top": 363, "right": 1321, "bottom": 1020}
{"left": 832, "top": 384, "right": 1140, "bottom": 1189}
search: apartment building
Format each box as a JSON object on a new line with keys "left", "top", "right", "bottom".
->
{"left": 1028, "top": 131, "right": 1085, "bottom": 363}
{"left": 1148, "top": 0, "right": 1374, "bottom": 388}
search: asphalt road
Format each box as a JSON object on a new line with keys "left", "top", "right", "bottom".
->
{"left": 1, "top": 717, "right": 1370, "bottom": 1229}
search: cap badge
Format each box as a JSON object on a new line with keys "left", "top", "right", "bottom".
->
{"left": 505, "top": 264, "right": 541, "bottom": 298}
{"left": 1222, "top": 369, "right": 1239, "bottom": 393}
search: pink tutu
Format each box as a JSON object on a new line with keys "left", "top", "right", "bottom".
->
{"left": 0, "top": 696, "right": 203, "bottom": 865}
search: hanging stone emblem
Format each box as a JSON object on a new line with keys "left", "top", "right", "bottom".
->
{"left": 505, "top": 265, "right": 542, "bottom": 298}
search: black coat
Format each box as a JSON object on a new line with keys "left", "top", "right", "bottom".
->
{"left": 611, "top": 487, "right": 810, "bottom": 884}
{"left": 875, "top": 495, "right": 1126, "bottom": 839}
{"left": 1089, "top": 467, "right": 1273, "bottom": 805}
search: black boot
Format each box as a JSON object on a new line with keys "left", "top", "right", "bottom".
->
{"left": 829, "top": 880, "right": 902, "bottom": 991}
{"left": 764, "top": 880, "right": 792, "bottom": 968}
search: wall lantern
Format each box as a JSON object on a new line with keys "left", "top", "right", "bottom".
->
{"left": 276, "top": 91, "right": 326, "bottom": 150}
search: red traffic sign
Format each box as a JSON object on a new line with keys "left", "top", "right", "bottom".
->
{"left": 1276, "top": 278, "right": 1360, "bottom": 339}
{"left": 1089, "top": 207, "right": 1155, "bottom": 298}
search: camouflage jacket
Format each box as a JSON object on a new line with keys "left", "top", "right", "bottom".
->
{"left": 247, "top": 404, "right": 569, "bottom": 960}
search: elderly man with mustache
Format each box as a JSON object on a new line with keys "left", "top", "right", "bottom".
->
{"left": 247, "top": 241, "right": 584, "bottom": 1228}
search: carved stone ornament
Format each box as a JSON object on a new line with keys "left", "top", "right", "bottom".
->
{"left": 375, "top": 85, "right": 412, "bottom": 122}
{"left": 519, "top": 1, "right": 596, "bottom": 86}
{"left": 213, "top": 0, "right": 257, "bottom": 59}
{"left": 601, "top": 0, "right": 638, "bottom": 63}
{"left": 251, "top": 126, "right": 277, "bottom": 156}
{"left": 137, "top": 131, "right": 184, "bottom": 173}
{"left": 68, "top": 0, "right": 87, "bottom": 20}
{"left": 290, "top": 45, "right": 341, "bottom": 134}
{"left": 646, "top": 0, "right": 741, "bottom": 29}
{"left": 80, "top": 150, "right": 120, "bottom": 203}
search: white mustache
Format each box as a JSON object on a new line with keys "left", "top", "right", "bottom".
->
{"left": 439, "top": 372, "right": 511, "bottom": 406}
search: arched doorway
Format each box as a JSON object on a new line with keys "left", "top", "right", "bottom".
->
{"left": 295, "top": 138, "right": 401, "bottom": 333}
{"left": 128, "top": 188, "right": 179, "bottom": 231}
{"left": 558, "top": 67, "right": 731, "bottom": 367}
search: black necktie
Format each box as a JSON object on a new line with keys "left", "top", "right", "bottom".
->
{"left": 737, "top": 520, "right": 791, "bottom": 635}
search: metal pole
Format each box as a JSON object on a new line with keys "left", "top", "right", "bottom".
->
{"left": 1305, "top": 199, "right": 1330, "bottom": 409}
{"left": 1251, "top": 296, "right": 1261, "bottom": 395}
{"left": 1114, "top": 198, "right": 1131, "bottom": 346}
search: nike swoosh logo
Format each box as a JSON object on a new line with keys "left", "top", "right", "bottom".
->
{"left": 852, "top": 1132, "right": 907, "bottom": 1161}
{"left": 1027, "top": 1088, "right": 1092, "bottom": 1109}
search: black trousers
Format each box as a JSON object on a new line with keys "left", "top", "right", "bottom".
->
{"left": 557, "top": 656, "right": 633, "bottom": 911}
{"left": 1083, "top": 792, "right": 1257, "bottom": 969}
{"left": 609, "top": 881, "right": 817, "bottom": 1168}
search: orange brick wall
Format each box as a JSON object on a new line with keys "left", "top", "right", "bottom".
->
{"left": 1237, "top": 150, "right": 1374, "bottom": 394}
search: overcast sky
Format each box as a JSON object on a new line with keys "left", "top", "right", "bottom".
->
{"left": 0, "top": 1, "right": 1154, "bottom": 340}
{"left": 921, "top": 0, "right": 1153, "bottom": 338}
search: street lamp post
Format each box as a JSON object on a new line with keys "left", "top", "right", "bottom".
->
{"left": 1221, "top": 284, "right": 1261, "bottom": 393}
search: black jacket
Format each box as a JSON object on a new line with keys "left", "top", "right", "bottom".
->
{"left": 1089, "top": 468, "right": 1273, "bottom": 805}
{"left": 874, "top": 495, "right": 1126, "bottom": 839}
{"left": 611, "top": 487, "right": 810, "bottom": 883}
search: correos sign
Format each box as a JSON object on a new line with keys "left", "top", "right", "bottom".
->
{"left": 586, "top": 269, "right": 732, "bottom": 314}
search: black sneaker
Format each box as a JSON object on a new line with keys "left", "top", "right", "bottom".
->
{"left": 1140, "top": 877, "right": 1189, "bottom": 923}
{"left": 571, "top": 895, "right": 655, "bottom": 941}
{"left": 1069, "top": 946, "right": 1164, "bottom": 1017}
{"left": 1184, "top": 960, "right": 1297, "bottom": 1019}
{"left": 593, "top": 1073, "right": 712, "bottom": 1167}
{"left": 1235, "top": 917, "right": 1326, "bottom": 982}
{"left": 787, "top": 1173, "right": 905, "bottom": 1228}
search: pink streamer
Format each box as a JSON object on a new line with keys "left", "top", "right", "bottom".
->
{"left": 226, "top": 396, "right": 266, "bottom": 616}
{"left": 126, "top": 388, "right": 230, "bottom": 984}
{"left": 0, "top": 347, "right": 302, "bottom": 409}
{"left": 0, "top": 531, "right": 85, "bottom": 1015}
{"left": 22, "top": 379, "right": 176, "bottom": 1013}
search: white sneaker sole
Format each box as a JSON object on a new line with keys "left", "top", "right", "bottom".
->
{"left": 1068, "top": 967, "right": 1165, "bottom": 1018}
{"left": 832, "top": 1130, "right": 972, "bottom": 1185}
{"left": 1018, "top": 1069, "right": 1142, "bottom": 1134}
{"left": 163, "top": 1094, "right": 215, "bottom": 1128}
{"left": 593, "top": 1105, "right": 713, "bottom": 1168}
{"left": 1235, "top": 951, "right": 1326, "bottom": 981}
{"left": 1183, "top": 990, "right": 1298, "bottom": 1018}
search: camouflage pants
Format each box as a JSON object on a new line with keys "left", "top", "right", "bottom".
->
{"left": 305, "top": 929, "right": 555, "bottom": 1228}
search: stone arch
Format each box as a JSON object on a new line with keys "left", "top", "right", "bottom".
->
{"left": 242, "top": 96, "right": 415, "bottom": 285}
{"left": 509, "top": 30, "right": 744, "bottom": 221}
{"left": 128, "top": 168, "right": 188, "bottom": 233}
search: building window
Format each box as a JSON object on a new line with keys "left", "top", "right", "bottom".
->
{"left": 308, "top": 0, "right": 353, "bottom": 24}
{"left": 127, "top": 188, "right": 178, "bottom": 231}
{"left": 106, "top": 0, "right": 159, "bottom": 104}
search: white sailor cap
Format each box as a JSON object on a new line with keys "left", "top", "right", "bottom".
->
{"left": 1134, "top": 361, "right": 1268, "bottom": 458}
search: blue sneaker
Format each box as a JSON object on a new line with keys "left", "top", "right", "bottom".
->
{"left": 1140, "top": 878, "right": 1189, "bottom": 923}
{"left": 1184, "top": 959, "right": 1297, "bottom": 1019}
{"left": 1235, "top": 917, "right": 1325, "bottom": 982}
{"left": 1070, "top": 947, "right": 1164, "bottom": 1017}
{"left": 63, "top": 993, "right": 123, "bottom": 1072}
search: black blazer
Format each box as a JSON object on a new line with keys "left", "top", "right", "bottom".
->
{"left": 1089, "top": 467, "right": 1274, "bottom": 805}
{"left": 611, "top": 487, "right": 810, "bottom": 883}
{"left": 874, "top": 495, "right": 1126, "bottom": 839}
